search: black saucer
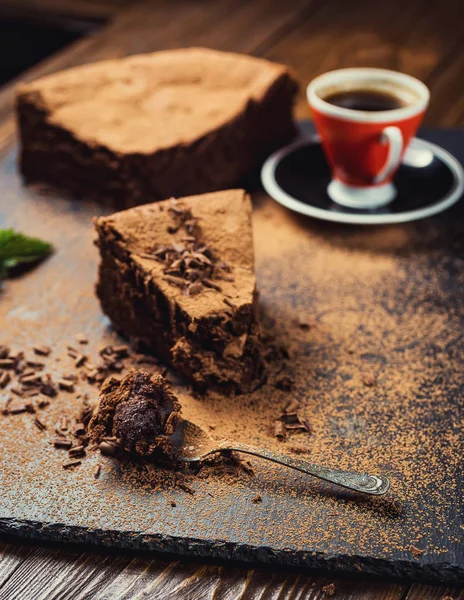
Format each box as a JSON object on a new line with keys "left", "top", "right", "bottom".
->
{"left": 261, "top": 128, "right": 464, "bottom": 225}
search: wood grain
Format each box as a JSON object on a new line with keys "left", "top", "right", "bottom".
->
{"left": 0, "top": 541, "right": 409, "bottom": 600}
{"left": 0, "top": 0, "right": 130, "bottom": 21}
{"left": 261, "top": 0, "right": 464, "bottom": 121}
{"left": 405, "top": 584, "right": 464, "bottom": 600}
{"left": 0, "top": 0, "right": 463, "bottom": 598}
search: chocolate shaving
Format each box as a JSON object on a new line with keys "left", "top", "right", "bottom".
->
{"left": 33, "top": 345, "right": 51, "bottom": 356}
{"left": 62, "top": 460, "right": 81, "bottom": 469}
{"left": 73, "top": 422, "right": 85, "bottom": 436}
{"left": 40, "top": 376, "right": 58, "bottom": 397}
{"left": 75, "top": 354, "right": 87, "bottom": 368}
{"left": 112, "top": 345, "right": 130, "bottom": 358}
{"left": 153, "top": 211, "right": 233, "bottom": 294}
{"left": 274, "top": 420, "right": 286, "bottom": 440}
{"left": 68, "top": 445, "right": 86, "bottom": 458}
{"left": 76, "top": 333, "right": 88, "bottom": 344}
{"left": 409, "top": 545, "right": 425, "bottom": 556}
{"left": 223, "top": 297, "right": 236, "bottom": 308}
{"left": 93, "top": 464, "right": 101, "bottom": 479}
{"left": 20, "top": 373, "right": 42, "bottom": 386}
{"left": 0, "top": 358, "right": 16, "bottom": 369}
{"left": 53, "top": 437, "right": 72, "bottom": 449}
{"left": 99, "top": 440, "right": 119, "bottom": 456}
{"left": 58, "top": 379, "right": 75, "bottom": 392}
{"left": 33, "top": 417, "right": 46, "bottom": 431}
{"left": 8, "top": 401, "right": 28, "bottom": 414}
{"left": 0, "top": 371, "right": 11, "bottom": 388}
{"left": 26, "top": 360, "right": 45, "bottom": 369}
{"left": 284, "top": 399, "right": 300, "bottom": 414}
{"left": 66, "top": 346, "right": 79, "bottom": 359}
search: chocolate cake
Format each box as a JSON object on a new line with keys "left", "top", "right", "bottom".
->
{"left": 94, "top": 189, "right": 264, "bottom": 392}
{"left": 16, "top": 47, "right": 298, "bottom": 207}
{"left": 88, "top": 369, "right": 181, "bottom": 459}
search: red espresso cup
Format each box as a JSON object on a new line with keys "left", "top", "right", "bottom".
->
{"left": 307, "top": 68, "right": 429, "bottom": 209}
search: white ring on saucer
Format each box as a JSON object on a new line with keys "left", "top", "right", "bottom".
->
{"left": 261, "top": 135, "right": 464, "bottom": 225}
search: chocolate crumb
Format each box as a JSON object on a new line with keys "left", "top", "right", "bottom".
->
{"left": 93, "top": 464, "right": 101, "bottom": 479}
{"left": 362, "top": 375, "right": 377, "bottom": 387}
{"left": 33, "top": 345, "right": 51, "bottom": 356}
{"left": 409, "top": 544, "right": 425, "bottom": 557}
{"left": 38, "top": 399, "right": 50, "bottom": 409}
{"left": 275, "top": 376, "right": 295, "bottom": 391}
{"left": 295, "top": 313, "right": 314, "bottom": 330}
{"left": 251, "top": 494, "right": 262, "bottom": 504}
{"left": 170, "top": 500, "right": 177, "bottom": 507}
{"left": 321, "top": 583, "right": 336, "bottom": 596}
{"left": 187, "top": 281, "right": 203, "bottom": 296}
{"left": 62, "top": 460, "right": 81, "bottom": 470}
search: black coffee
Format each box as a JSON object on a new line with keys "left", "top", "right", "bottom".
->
{"left": 322, "top": 89, "right": 407, "bottom": 112}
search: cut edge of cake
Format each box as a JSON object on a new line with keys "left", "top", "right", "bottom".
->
{"left": 94, "top": 189, "right": 265, "bottom": 393}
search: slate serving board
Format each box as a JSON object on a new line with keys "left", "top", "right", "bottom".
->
{"left": 0, "top": 126, "right": 463, "bottom": 584}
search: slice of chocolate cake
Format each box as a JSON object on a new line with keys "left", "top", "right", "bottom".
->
{"left": 88, "top": 369, "right": 181, "bottom": 459}
{"left": 94, "top": 189, "right": 264, "bottom": 393}
{"left": 16, "top": 47, "right": 298, "bottom": 208}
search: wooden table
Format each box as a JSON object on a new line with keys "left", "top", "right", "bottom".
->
{"left": 0, "top": 1, "right": 463, "bottom": 598}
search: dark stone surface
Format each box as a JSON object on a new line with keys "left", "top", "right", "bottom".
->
{"left": 0, "top": 125, "right": 462, "bottom": 584}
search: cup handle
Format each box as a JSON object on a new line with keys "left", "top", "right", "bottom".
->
{"left": 373, "top": 126, "right": 403, "bottom": 184}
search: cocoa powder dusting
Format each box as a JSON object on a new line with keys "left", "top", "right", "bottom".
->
{"left": 0, "top": 195, "right": 462, "bottom": 569}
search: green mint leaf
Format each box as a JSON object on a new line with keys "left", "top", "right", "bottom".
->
{"left": 0, "top": 229, "right": 53, "bottom": 275}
